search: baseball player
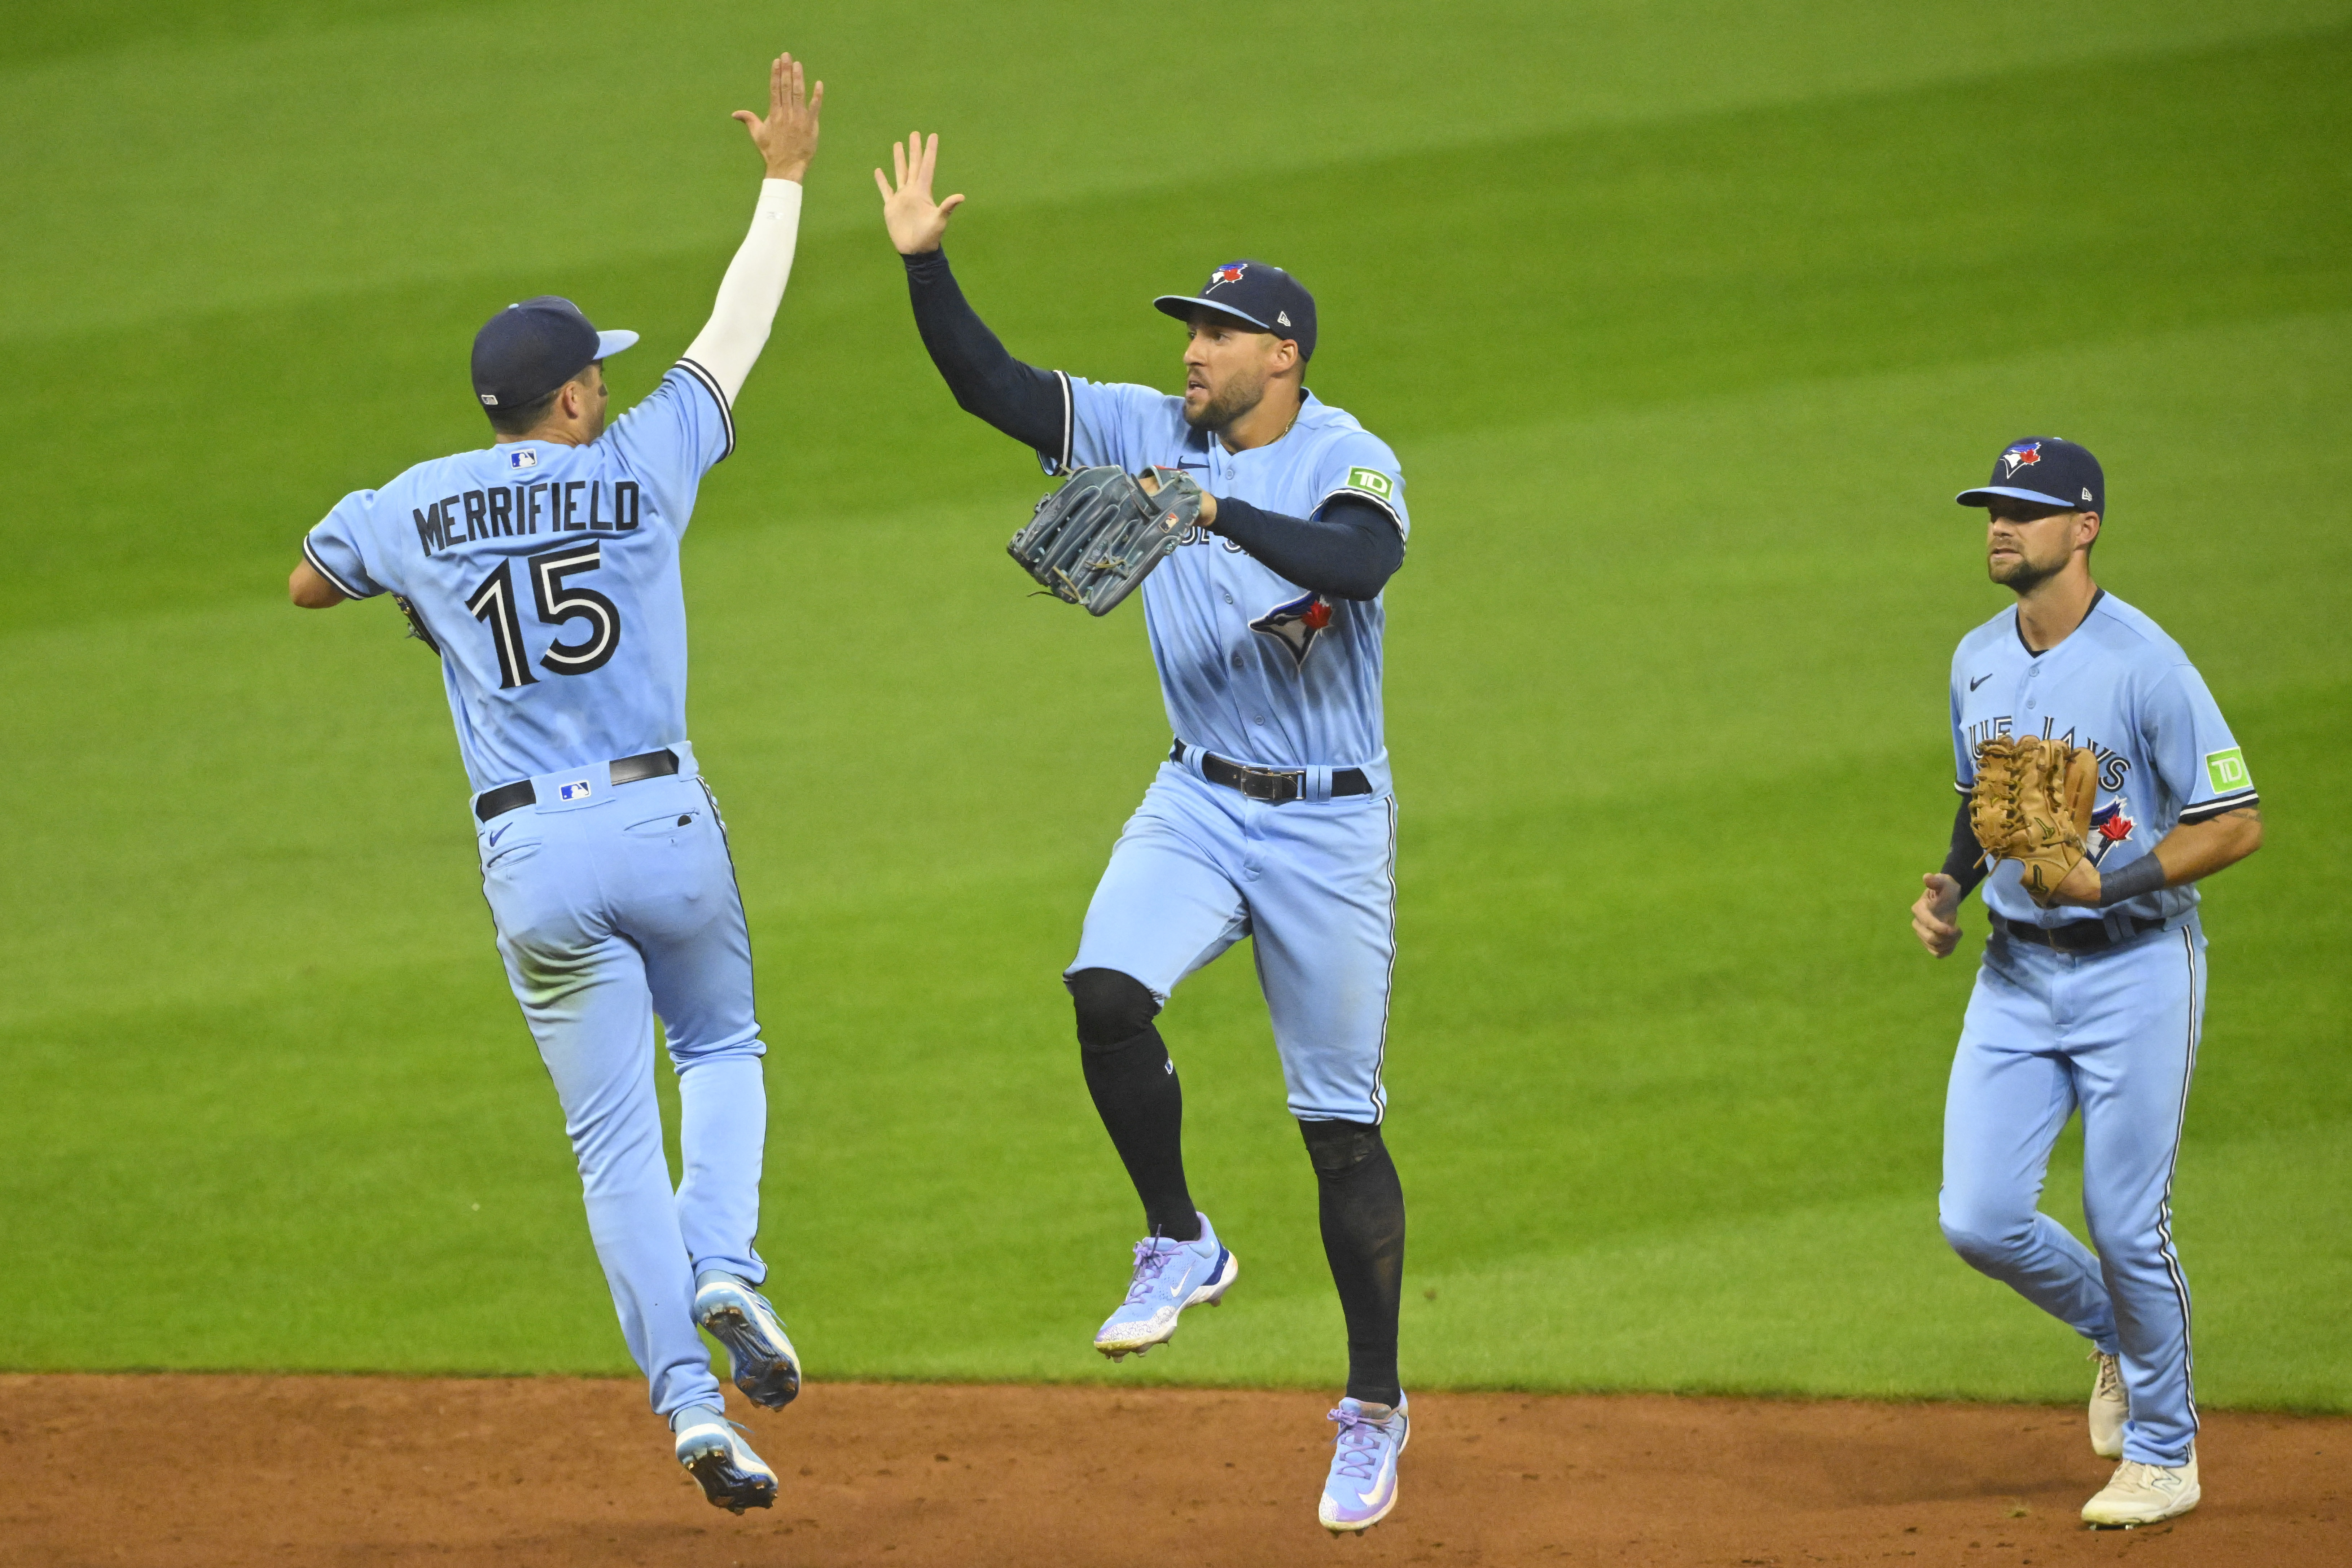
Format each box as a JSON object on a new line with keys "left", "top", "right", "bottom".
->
{"left": 1910, "top": 438, "right": 2262, "bottom": 1527}
{"left": 285, "top": 54, "right": 824, "bottom": 1513}
{"left": 876, "top": 133, "right": 1414, "bottom": 1533}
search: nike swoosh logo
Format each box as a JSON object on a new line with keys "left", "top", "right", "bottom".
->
{"left": 488, "top": 824, "right": 511, "bottom": 846}
{"left": 1969, "top": 673, "right": 1994, "bottom": 691}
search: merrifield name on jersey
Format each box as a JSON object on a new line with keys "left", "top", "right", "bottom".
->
{"left": 411, "top": 479, "right": 644, "bottom": 555}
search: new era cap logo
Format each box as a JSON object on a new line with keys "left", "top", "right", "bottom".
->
{"left": 1276, "top": 310, "right": 1292, "bottom": 327}
{"left": 2081, "top": 487, "right": 2093, "bottom": 502}
{"left": 480, "top": 393, "right": 500, "bottom": 406}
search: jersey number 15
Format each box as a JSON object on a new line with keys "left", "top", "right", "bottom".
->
{"left": 465, "top": 542, "right": 620, "bottom": 688}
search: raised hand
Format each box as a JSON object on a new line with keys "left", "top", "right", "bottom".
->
{"left": 874, "top": 131, "right": 965, "bottom": 255}
{"left": 734, "top": 52, "right": 823, "bottom": 183}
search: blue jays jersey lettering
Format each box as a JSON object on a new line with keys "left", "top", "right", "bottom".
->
{"left": 1049, "top": 376, "right": 1407, "bottom": 770}
{"left": 303, "top": 364, "right": 732, "bottom": 792}
{"left": 1950, "top": 592, "right": 2256, "bottom": 928}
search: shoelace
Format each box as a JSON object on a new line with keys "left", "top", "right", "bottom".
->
{"left": 1326, "top": 1406, "right": 1389, "bottom": 1483}
{"left": 2112, "top": 1460, "right": 2184, "bottom": 1493}
{"left": 1122, "top": 1239, "right": 1179, "bottom": 1305}
{"left": 2090, "top": 1351, "right": 2124, "bottom": 1401}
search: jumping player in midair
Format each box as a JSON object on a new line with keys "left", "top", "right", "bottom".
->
{"left": 1911, "top": 437, "right": 2262, "bottom": 1527}
{"left": 877, "top": 133, "right": 1414, "bottom": 1533}
{"left": 286, "top": 52, "right": 824, "bottom": 1514}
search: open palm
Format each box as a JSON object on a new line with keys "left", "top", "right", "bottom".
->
{"left": 874, "top": 132, "right": 964, "bottom": 255}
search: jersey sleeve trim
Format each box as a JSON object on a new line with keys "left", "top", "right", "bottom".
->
{"left": 1037, "top": 370, "right": 1075, "bottom": 476}
{"left": 674, "top": 357, "right": 737, "bottom": 462}
{"left": 2178, "top": 788, "right": 2260, "bottom": 824}
{"left": 1313, "top": 482, "right": 1404, "bottom": 536}
{"left": 301, "top": 535, "right": 374, "bottom": 600}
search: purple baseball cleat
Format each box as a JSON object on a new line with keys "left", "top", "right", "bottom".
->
{"left": 1092, "top": 1212, "right": 1238, "bottom": 1358}
{"left": 1319, "top": 1394, "right": 1409, "bottom": 1532}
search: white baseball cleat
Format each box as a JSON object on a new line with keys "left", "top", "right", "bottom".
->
{"left": 2088, "top": 1350, "right": 2127, "bottom": 1459}
{"left": 2081, "top": 1448, "right": 2198, "bottom": 1527}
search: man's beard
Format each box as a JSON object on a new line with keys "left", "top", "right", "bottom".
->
{"left": 1183, "top": 373, "right": 1264, "bottom": 432}
{"left": 1988, "top": 550, "right": 2062, "bottom": 593}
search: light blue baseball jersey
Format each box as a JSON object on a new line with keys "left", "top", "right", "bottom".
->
{"left": 303, "top": 363, "right": 733, "bottom": 792}
{"left": 1047, "top": 377, "right": 1407, "bottom": 769}
{"left": 1951, "top": 590, "right": 2257, "bottom": 928}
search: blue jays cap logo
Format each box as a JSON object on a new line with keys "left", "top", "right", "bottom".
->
{"left": 1998, "top": 440, "right": 2044, "bottom": 477}
{"left": 1249, "top": 591, "right": 1334, "bottom": 669}
{"left": 1206, "top": 262, "right": 1248, "bottom": 290}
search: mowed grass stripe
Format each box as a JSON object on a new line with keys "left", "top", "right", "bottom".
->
{"left": 11, "top": 27, "right": 2351, "bottom": 632}
{"left": 10, "top": 0, "right": 2343, "bottom": 331}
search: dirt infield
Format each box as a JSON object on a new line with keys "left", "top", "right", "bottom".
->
{"left": 1, "top": 1375, "right": 2344, "bottom": 1566}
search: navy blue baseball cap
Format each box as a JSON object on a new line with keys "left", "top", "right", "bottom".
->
{"left": 471, "top": 296, "right": 639, "bottom": 411}
{"left": 1153, "top": 260, "right": 1317, "bottom": 361}
{"left": 1956, "top": 436, "right": 2105, "bottom": 513}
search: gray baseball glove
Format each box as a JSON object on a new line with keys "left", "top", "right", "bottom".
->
{"left": 1007, "top": 465, "right": 1204, "bottom": 616}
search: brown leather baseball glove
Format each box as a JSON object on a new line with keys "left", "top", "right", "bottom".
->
{"left": 1969, "top": 735, "right": 2098, "bottom": 906}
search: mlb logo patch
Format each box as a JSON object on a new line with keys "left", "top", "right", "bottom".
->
{"left": 507, "top": 448, "right": 539, "bottom": 471}
{"left": 556, "top": 778, "right": 593, "bottom": 803}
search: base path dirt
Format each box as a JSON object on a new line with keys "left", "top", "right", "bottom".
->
{"left": 0, "top": 1374, "right": 2343, "bottom": 1566}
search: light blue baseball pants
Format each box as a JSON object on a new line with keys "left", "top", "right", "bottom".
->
{"left": 1939, "top": 917, "right": 2206, "bottom": 1466}
{"left": 476, "top": 762, "right": 767, "bottom": 1420}
{"left": 1069, "top": 759, "right": 1399, "bottom": 1124}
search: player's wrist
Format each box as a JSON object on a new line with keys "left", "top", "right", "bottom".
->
{"left": 2094, "top": 853, "right": 2165, "bottom": 908}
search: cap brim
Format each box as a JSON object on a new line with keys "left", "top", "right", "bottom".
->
{"left": 1955, "top": 484, "right": 2080, "bottom": 509}
{"left": 595, "top": 329, "right": 640, "bottom": 359}
{"left": 1151, "top": 295, "right": 1274, "bottom": 333}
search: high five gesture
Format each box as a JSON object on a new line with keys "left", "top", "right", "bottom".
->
{"left": 875, "top": 132, "right": 964, "bottom": 255}
{"left": 734, "top": 52, "right": 824, "bottom": 183}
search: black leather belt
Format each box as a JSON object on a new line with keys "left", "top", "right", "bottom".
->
{"left": 1173, "top": 739, "right": 1371, "bottom": 806}
{"left": 474, "top": 748, "right": 680, "bottom": 822}
{"left": 1990, "top": 910, "right": 2166, "bottom": 954}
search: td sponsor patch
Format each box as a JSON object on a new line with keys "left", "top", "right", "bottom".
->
{"left": 1346, "top": 466, "right": 1394, "bottom": 500}
{"left": 2204, "top": 746, "right": 2250, "bottom": 793}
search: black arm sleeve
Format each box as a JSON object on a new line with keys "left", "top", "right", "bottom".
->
{"left": 1208, "top": 495, "right": 1405, "bottom": 601}
{"left": 1940, "top": 797, "right": 1988, "bottom": 900}
{"left": 903, "top": 249, "right": 1063, "bottom": 456}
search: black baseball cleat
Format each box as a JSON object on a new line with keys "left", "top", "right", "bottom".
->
{"left": 694, "top": 1275, "right": 803, "bottom": 1409}
{"left": 675, "top": 1417, "right": 778, "bottom": 1514}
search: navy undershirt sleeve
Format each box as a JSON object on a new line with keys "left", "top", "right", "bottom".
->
{"left": 904, "top": 249, "right": 1403, "bottom": 600}
{"left": 1210, "top": 495, "right": 1404, "bottom": 601}
{"left": 902, "top": 249, "right": 1063, "bottom": 454}
{"left": 1940, "top": 797, "right": 1988, "bottom": 899}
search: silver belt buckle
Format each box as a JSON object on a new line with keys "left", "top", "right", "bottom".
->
{"left": 1238, "top": 765, "right": 1303, "bottom": 804}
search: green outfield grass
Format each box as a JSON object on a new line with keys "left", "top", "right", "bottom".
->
{"left": 3, "top": 0, "right": 2347, "bottom": 1411}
